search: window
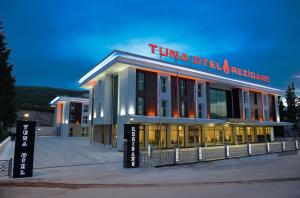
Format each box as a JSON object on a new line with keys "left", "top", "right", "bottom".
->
{"left": 82, "top": 116, "right": 88, "bottom": 125}
{"left": 139, "top": 125, "right": 145, "bottom": 150}
{"left": 179, "top": 79, "right": 186, "bottom": 96}
{"left": 255, "top": 109, "right": 259, "bottom": 120}
{"left": 83, "top": 104, "right": 89, "bottom": 113}
{"left": 214, "top": 126, "right": 224, "bottom": 145}
{"left": 205, "top": 126, "right": 224, "bottom": 145}
{"left": 256, "top": 127, "right": 265, "bottom": 143}
{"left": 137, "top": 72, "right": 145, "bottom": 91}
{"left": 160, "top": 100, "right": 167, "bottom": 117}
{"left": 198, "top": 104, "right": 202, "bottom": 118}
{"left": 246, "top": 127, "right": 255, "bottom": 143}
{"left": 254, "top": 93, "right": 258, "bottom": 105}
{"left": 244, "top": 108, "right": 250, "bottom": 119}
{"left": 243, "top": 91, "right": 248, "bottom": 103}
{"left": 160, "top": 77, "right": 167, "bottom": 93}
{"left": 236, "top": 127, "right": 246, "bottom": 144}
{"left": 187, "top": 126, "right": 202, "bottom": 147}
{"left": 149, "top": 125, "right": 167, "bottom": 149}
{"left": 69, "top": 115, "right": 74, "bottom": 123}
{"left": 169, "top": 125, "right": 184, "bottom": 148}
{"left": 264, "top": 110, "right": 269, "bottom": 121}
{"left": 197, "top": 83, "right": 202, "bottom": 98}
{"left": 209, "top": 89, "right": 227, "bottom": 119}
{"left": 265, "top": 127, "right": 271, "bottom": 142}
{"left": 70, "top": 103, "right": 75, "bottom": 112}
{"left": 180, "top": 101, "right": 187, "bottom": 117}
{"left": 137, "top": 97, "right": 144, "bottom": 115}
{"left": 263, "top": 95, "right": 268, "bottom": 106}
{"left": 81, "top": 127, "right": 88, "bottom": 137}
{"left": 224, "top": 126, "right": 233, "bottom": 144}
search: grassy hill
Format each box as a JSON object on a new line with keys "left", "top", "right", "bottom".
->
{"left": 16, "top": 86, "right": 88, "bottom": 112}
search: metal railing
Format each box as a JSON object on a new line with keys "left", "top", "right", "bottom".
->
{"left": 140, "top": 140, "right": 299, "bottom": 167}
{"left": 0, "top": 159, "right": 12, "bottom": 177}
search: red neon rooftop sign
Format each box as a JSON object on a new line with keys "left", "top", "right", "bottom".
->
{"left": 148, "top": 43, "right": 270, "bottom": 83}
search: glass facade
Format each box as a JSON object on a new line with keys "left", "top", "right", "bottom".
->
{"left": 256, "top": 127, "right": 265, "bottom": 142}
{"left": 187, "top": 126, "right": 202, "bottom": 147}
{"left": 224, "top": 126, "right": 233, "bottom": 144}
{"left": 246, "top": 127, "right": 255, "bottom": 143}
{"left": 236, "top": 127, "right": 246, "bottom": 144}
{"left": 209, "top": 89, "right": 227, "bottom": 119}
{"left": 137, "top": 124, "right": 273, "bottom": 150}
{"left": 148, "top": 125, "right": 167, "bottom": 149}
{"left": 139, "top": 125, "right": 145, "bottom": 150}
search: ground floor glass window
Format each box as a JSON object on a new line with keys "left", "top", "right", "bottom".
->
{"left": 236, "top": 127, "right": 246, "bottom": 144}
{"left": 187, "top": 126, "right": 202, "bottom": 147}
{"left": 139, "top": 125, "right": 145, "bottom": 150}
{"left": 246, "top": 127, "right": 255, "bottom": 143}
{"left": 256, "top": 127, "right": 265, "bottom": 143}
{"left": 224, "top": 126, "right": 233, "bottom": 144}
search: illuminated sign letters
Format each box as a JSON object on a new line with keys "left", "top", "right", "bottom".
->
{"left": 124, "top": 124, "right": 139, "bottom": 168}
{"left": 13, "top": 121, "right": 36, "bottom": 178}
{"left": 149, "top": 43, "right": 271, "bottom": 83}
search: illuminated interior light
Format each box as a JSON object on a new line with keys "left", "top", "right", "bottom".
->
{"left": 100, "top": 110, "right": 104, "bottom": 117}
{"left": 93, "top": 112, "right": 97, "bottom": 118}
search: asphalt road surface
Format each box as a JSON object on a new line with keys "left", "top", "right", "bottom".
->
{"left": 0, "top": 137, "right": 299, "bottom": 198}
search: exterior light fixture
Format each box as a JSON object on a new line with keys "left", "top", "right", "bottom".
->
{"left": 24, "top": 113, "right": 30, "bottom": 119}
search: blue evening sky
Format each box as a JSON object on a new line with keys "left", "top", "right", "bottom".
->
{"left": 0, "top": 0, "right": 299, "bottom": 94}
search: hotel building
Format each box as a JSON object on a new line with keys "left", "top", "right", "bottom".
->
{"left": 50, "top": 96, "right": 89, "bottom": 137}
{"left": 79, "top": 46, "right": 288, "bottom": 151}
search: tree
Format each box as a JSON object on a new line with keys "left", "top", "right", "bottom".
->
{"left": 278, "top": 96, "right": 285, "bottom": 121}
{"left": 285, "top": 82, "right": 297, "bottom": 124}
{"left": 0, "top": 20, "right": 16, "bottom": 130}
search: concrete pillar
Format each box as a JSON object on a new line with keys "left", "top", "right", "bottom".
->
{"left": 270, "top": 127, "right": 274, "bottom": 142}
{"left": 254, "top": 127, "right": 258, "bottom": 143}
{"left": 233, "top": 126, "right": 238, "bottom": 145}
{"left": 117, "top": 123, "right": 124, "bottom": 151}
{"left": 201, "top": 125, "right": 206, "bottom": 147}
{"left": 184, "top": 125, "right": 189, "bottom": 147}
{"left": 145, "top": 125, "right": 150, "bottom": 148}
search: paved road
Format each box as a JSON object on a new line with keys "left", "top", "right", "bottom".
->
{"left": 0, "top": 137, "right": 299, "bottom": 198}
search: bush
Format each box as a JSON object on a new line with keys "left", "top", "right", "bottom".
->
{"left": 0, "top": 128, "right": 9, "bottom": 142}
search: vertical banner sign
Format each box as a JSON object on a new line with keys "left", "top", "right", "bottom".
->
{"left": 124, "top": 124, "right": 139, "bottom": 168}
{"left": 13, "top": 121, "right": 36, "bottom": 178}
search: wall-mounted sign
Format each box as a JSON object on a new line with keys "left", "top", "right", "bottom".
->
{"left": 149, "top": 43, "right": 270, "bottom": 83}
{"left": 13, "top": 121, "right": 36, "bottom": 178}
{"left": 123, "top": 124, "right": 139, "bottom": 168}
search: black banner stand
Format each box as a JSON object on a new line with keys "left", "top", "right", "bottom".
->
{"left": 13, "top": 120, "right": 36, "bottom": 178}
{"left": 123, "top": 124, "right": 139, "bottom": 168}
